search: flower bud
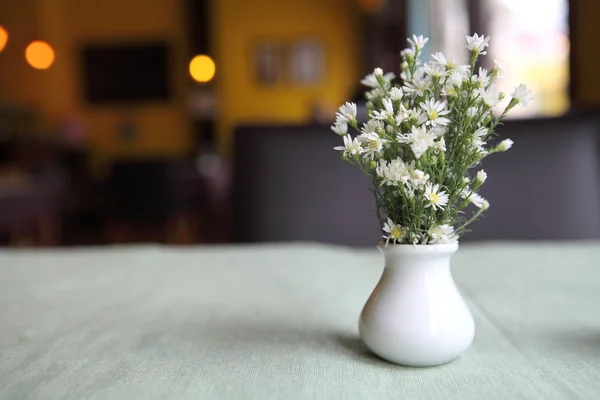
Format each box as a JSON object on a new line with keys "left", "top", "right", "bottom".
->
{"left": 476, "top": 170, "right": 487, "bottom": 184}
{"left": 497, "top": 139, "right": 514, "bottom": 152}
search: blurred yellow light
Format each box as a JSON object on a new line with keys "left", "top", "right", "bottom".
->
{"left": 189, "top": 55, "right": 215, "bottom": 83}
{"left": 0, "top": 26, "right": 8, "bottom": 52}
{"left": 25, "top": 41, "right": 55, "bottom": 70}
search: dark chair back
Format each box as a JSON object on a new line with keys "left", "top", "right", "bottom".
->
{"left": 464, "top": 115, "right": 600, "bottom": 241}
{"left": 233, "top": 125, "right": 380, "bottom": 247}
{"left": 234, "top": 115, "right": 600, "bottom": 246}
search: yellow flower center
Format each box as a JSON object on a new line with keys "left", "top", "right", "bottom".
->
{"left": 447, "top": 88, "right": 457, "bottom": 96}
{"left": 429, "top": 111, "right": 438, "bottom": 120}
{"left": 430, "top": 193, "right": 439, "bottom": 204}
{"left": 368, "top": 140, "right": 379, "bottom": 150}
{"left": 391, "top": 226, "right": 403, "bottom": 238}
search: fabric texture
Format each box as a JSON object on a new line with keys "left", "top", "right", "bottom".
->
{"left": 1, "top": 242, "right": 600, "bottom": 399}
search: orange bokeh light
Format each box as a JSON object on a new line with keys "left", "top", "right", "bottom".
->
{"left": 25, "top": 41, "right": 55, "bottom": 70}
{"left": 189, "top": 55, "right": 216, "bottom": 83}
{"left": 0, "top": 26, "right": 8, "bottom": 52}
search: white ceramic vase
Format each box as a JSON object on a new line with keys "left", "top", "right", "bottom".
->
{"left": 359, "top": 243, "right": 474, "bottom": 367}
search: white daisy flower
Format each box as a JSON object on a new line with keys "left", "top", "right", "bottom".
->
{"left": 383, "top": 218, "right": 406, "bottom": 245}
{"left": 376, "top": 158, "right": 410, "bottom": 186}
{"left": 360, "top": 70, "right": 395, "bottom": 88}
{"left": 468, "top": 192, "right": 489, "bottom": 209}
{"left": 401, "top": 48, "right": 416, "bottom": 59}
{"left": 476, "top": 170, "right": 487, "bottom": 184}
{"left": 440, "top": 81, "right": 458, "bottom": 97}
{"left": 471, "top": 127, "right": 488, "bottom": 152}
{"left": 423, "top": 62, "right": 446, "bottom": 78}
{"left": 361, "top": 119, "right": 384, "bottom": 134}
{"left": 365, "top": 87, "right": 386, "bottom": 101}
{"left": 430, "top": 126, "right": 447, "bottom": 137}
{"left": 403, "top": 68, "right": 432, "bottom": 97}
{"left": 424, "top": 183, "right": 449, "bottom": 210}
{"left": 411, "top": 108, "right": 429, "bottom": 126}
{"left": 497, "top": 138, "right": 514, "bottom": 151}
{"left": 397, "top": 103, "right": 412, "bottom": 120}
{"left": 420, "top": 99, "right": 451, "bottom": 127}
{"left": 408, "top": 167, "right": 430, "bottom": 190}
{"left": 449, "top": 69, "right": 466, "bottom": 87}
{"left": 459, "top": 187, "right": 472, "bottom": 200}
{"left": 375, "top": 161, "right": 389, "bottom": 185}
{"left": 330, "top": 120, "right": 348, "bottom": 135}
{"left": 466, "top": 33, "right": 490, "bottom": 55}
{"left": 395, "top": 114, "right": 406, "bottom": 126}
{"left": 371, "top": 98, "right": 394, "bottom": 120}
{"left": 467, "top": 107, "right": 478, "bottom": 118}
{"left": 358, "top": 132, "right": 388, "bottom": 160}
{"left": 427, "top": 224, "right": 458, "bottom": 244}
{"left": 511, "top": 84, "right": 534, "bottom": 106}
{"left": 407, "top": 34, "right": 429, "bottom": 50}
{"left": 492, "top": 60, "right": 504, "bottom": 79}
{"left": 409, "top": 232, "right": 422, "bottom": 245}
{"left": 442, "top": 73, "right": 463, "bottom": 97}
{"left": 334, "top": 134, "right": 361, "bottom": 156}
{"left": 432, "top": 137, "right": 446, "bottom": 154}
{"left": 475, "top": 67, "right": 490, "bottom": 88}
{"left": 390, "top": 87, "right": 404, "bottom": 101}
{"left": 336, "top": 102, "right": 357, "bottom": 123}
{"left": 430, "top": 52, "right": 469, "bottom": 73}
{"left": 480, "top": 84, "right": 501, "bottom": 108}
{"left": 361, "top": 73, "right": 379, "bottom": 88}
{"left": 388, "top": 158, "right": 411, "bottom": 186}
{"left": 397, "top": 125, "right": 435, "bottom": 159}
{"left": 441, "top": 86, "right": 458, "bottom": 98}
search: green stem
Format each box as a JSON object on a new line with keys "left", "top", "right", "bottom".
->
{"left": 456, "top": 206, "right": 485, "bottom": 234}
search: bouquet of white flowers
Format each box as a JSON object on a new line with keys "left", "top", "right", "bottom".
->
{"left": 332, "top": 34, "right": 533, "bottom": 245}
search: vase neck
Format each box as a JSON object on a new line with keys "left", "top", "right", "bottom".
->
{"left": 381, "top": 244, "right": 457, "bottom": 280}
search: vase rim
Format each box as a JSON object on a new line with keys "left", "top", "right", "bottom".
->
{"left": 378, "top": 242, "right": 459, "bottom": 254}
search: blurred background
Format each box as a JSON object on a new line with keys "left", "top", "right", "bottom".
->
{"left": 0, "top": 0, "right": 597, "bottom": 247}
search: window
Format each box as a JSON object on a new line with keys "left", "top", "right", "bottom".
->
{"left": 425, "top": 0, "right": 569, "bottom": 117}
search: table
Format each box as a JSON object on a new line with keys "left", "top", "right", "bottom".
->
{"left": 1, "top": 242, "right": 599, "bottom": 399}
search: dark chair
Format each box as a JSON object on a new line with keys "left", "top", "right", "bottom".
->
{"left": 233, "top": 124, "right": 380, "bottom": 247}
{"left": 463, "top": 115, "right": 600, "bottom": 241}
{"left": 234, "top": 114, "right": 600, "bottom": 246}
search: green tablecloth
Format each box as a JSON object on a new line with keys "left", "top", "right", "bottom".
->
{"left": 1, "top": 242, "right": 599, "bottom": 399}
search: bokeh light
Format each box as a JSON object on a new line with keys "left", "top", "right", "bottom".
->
{"left": 0, "top": 26, "right": 8, "bottom": 52}
{"left": 25, "top": 41, "right": 55, "bottom": 70}
{"left": 189, "top": 55, "right": 216, "bottom": 83}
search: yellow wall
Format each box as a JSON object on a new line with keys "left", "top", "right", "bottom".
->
{"left": 213, "top": 0, "right": 361, "bottom": 153}
{"left": 2, "top": 0, "right": 600, "bottom": 159}
{"left": 0, "top": 0, "right": 191, "bottom": 159}
{"left": 0, "top": 0, "right": 43, "bottom": 108}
